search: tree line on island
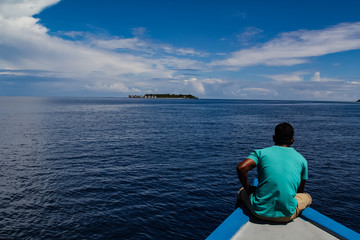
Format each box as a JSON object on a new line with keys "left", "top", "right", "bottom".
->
{"left": 129, "top": 94, "right": 198, "bottom": 99}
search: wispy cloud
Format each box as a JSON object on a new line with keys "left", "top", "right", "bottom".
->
{"left": 91, "top": 35, "right": 209, "bottom": 57}
{"left": 262, "top": 71, "right": 360, "bottom": 100}
{"left": 92, "top": 37, "right": 148, "bottom": 51}
{"left": 264, "top": 72, "right": 308, "bottom": 82}
{"left": 242, "top": 87, "right": 279, "bottom": 96}
{"left": 265, "top": 71, "right": 344, "bottom": 83}
{"left": 0, "top": 0, "right": 212, "bottom": 95}
{"left": 310, "top": 71, "right": 342, "bottom": 82}
{"left": 131, "top": 27, "right": 147, "bottom": 36}
{"left": 236, "top": 26, "right": 263, "bottom": 45}
{"left": 212, "top": 22, "right": 360, "bottom": 69}
{"left": 348, "top": 81, "right": 360, "bottom": 85}
{"left": 183, "top": 77, "right": 227, "bottom": 94}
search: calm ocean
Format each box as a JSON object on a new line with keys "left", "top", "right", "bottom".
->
{"left": 0, "top": 97, "right": 359, "bottom": 239}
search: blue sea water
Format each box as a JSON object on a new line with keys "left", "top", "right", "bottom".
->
{"left": 0, "top": 97, "right": 359, "bottom": 239}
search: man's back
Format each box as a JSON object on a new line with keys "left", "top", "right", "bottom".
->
{"left": 247, "top": 146, "right": 308, "bottom": 218}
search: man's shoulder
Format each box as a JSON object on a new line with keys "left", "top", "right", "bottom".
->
{"left": 287, "top": 148, "right": 308, "bottom": 164}
{"left": 258, "top": 145, "right": 281, "bottom": 152}
{"left": 259, "top": 146, "right": 306, "bottom": 159}
{"left": 253, "top": 146, "right": 276, "bottom": 151}
{"left": 250, "top": 146, "right": 278, "bottom": 157}
{"left": 251, "top": 146, "right": 272, "bottom": 154}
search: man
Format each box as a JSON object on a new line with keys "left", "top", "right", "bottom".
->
{"left": 236, "top": 122, "right": 312, "bottom": 222}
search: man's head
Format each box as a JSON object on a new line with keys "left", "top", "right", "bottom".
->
{"left": 273, "top": 122, "right": 294, "bottom": 146}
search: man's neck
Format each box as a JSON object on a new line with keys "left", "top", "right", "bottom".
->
{"left": 275, "top": 144, "right": 291, "bottom": 147}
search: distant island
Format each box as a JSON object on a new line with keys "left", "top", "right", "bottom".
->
{"left": 129, "top": 94, "right": 198, "bottom": 99}
{"left": 357, "top": 99, "right": 360, "bottom": 102}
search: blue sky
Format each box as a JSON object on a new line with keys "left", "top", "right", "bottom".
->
{"left": 0, "top": 0, "right": 360, "bottom": 100}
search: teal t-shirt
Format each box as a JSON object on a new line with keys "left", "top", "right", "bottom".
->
{"left": 247, "top": 146, "right": 308, "bottom": 218}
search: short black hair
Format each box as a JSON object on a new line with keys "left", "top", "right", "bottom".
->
{"left": 273, "top": 122, "right": 294, "bottom": 145}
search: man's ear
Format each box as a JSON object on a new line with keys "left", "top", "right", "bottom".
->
{"left": 290, "top": 138, "right": 295, "bottom": 145}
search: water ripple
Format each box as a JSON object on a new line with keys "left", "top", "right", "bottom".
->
{"left": 0, "top": 97, "right": 359, "bottom": 239}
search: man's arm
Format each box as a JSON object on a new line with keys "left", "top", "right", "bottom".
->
{"left": 297, "top": 180, "right": 306, "bottom": 193}
{"left": 237, "top": 158, "right": 257, "bottom": 195}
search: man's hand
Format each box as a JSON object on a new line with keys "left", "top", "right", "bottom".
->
{"left": 247, "top": 185, "right": 257, "bottom": 195}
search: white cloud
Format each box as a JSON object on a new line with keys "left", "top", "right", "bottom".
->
{"left": 312, "top": 90, "right": 336, "bottom": 99}
{"left": 237, "top": 26, "right": 263, "bottom": 45}
{"left": 242, "top": 87, "right": 279, "bottom": 96}
{"left": 182, "top": 77, "right": 227, "bottom": 95}
{"left": 85, "top": 81, "right": 141, "bottom": 93}
{"left": 202, "top": 78, "right": 227, "bottom": 84}
{"left": 264, "top": 72, "right": 307, "bottom": 82}
{"left": 348, "top": 81, "right": 360, "bottom": 85}
{"left": 161, "top": 45, "right": 209, "bottom": 57}
{"left": 92, "top": 38, "right": 147, "bottom": 51}
{"left": 91, "top": 35, "right": 209, "bottom": 57}
{"left": 212, "top": 22, "right": 360, "bottom": 69}
{"left": 0, "top": 1, "right": 170, "bottom": 78}
{"left": 184, "top": 78, "right": 205, "bottom": 94}
{"left": 264, "top": 70, "right": 345, "bottom": 84}
{"left": 131, "top": 27, "right": 147, "bottom": 36}
{"left": 219, "top": 70, "right": 360, "bottom": 100}
{"left": 0, "top": 0, "right": 60, "bottom": 18}
{"left": 311, "top": 72, "right": 321, "bottom": 82}
{"left": 58, "top": 31, "right": 86, "bottom": 39}
{"left": 310, "top": 72, "right": 342, "bottom": 82}
{"left": 0, "top": 0, "right": 210, "bottom": 94}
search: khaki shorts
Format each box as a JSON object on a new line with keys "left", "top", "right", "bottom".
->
{"left": 238, "top": 188, "right": 312, "bottom": 222}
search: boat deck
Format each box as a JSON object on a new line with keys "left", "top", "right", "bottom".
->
{"left": 231, "top": 217, "right": 338, "bottom": 240}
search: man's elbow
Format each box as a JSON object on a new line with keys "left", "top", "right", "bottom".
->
{"left": 237, "top": 162, "right": 243, "bottom": 172}
{"left": 236, "top": 162, "right": 247, "bottom": 176}
{"left": 237, "top": 159, "right": 256, "bottom": 174}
